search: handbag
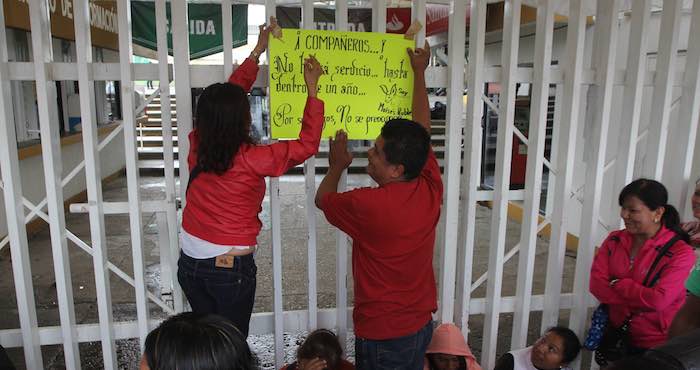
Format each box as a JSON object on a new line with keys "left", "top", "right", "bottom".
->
{"left": 594, "top": 314, "right": 632, "bottom": 365}
{"left": 592, "top": 235, "right": 681, "bottom": 367}
{"left": 583, "top": 304, "right": 609, "bottom": 350}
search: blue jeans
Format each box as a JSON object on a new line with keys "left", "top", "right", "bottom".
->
{"left": 177, "top": 251, "right": 257, "bottom": 337}
{"left": 355, "top": 320, "right": 433, "bottom": 370}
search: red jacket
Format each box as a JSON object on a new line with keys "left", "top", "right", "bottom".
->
{"left": 589, "top": 227, "right": 695, "bottom": 348}
{"left": 182, "top": 58, "right": 324, "bottom": 246}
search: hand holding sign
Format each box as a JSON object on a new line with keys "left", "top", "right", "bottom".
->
{"left": 407, "top": 41, "right": 430, "bottom": 72}
{"left": 328, "top": 130, "right": 353, "bottom": 171}
{"left": 251, "top": 17, "right": 278, "bottom": 59}
{"left": 304, "top": 55, "right": 324, "bottom": 98}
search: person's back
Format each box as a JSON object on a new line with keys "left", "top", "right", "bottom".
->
{"left": 184, "top": 121, "right": 323, "bottom": 245}
{"left": 177, "top": 21, "right": 325, "bottom": 338}
{"left": 183, "top": 63, "right": 324, "bottom": 247}
{"left": 315, "top": 42, "right": 440, "bottom": 370}
{"left": 321, "top": 133, "right": 442, "bottom": 337}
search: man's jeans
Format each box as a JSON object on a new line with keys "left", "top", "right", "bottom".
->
{"left": 355, "top": 320, "right": 433, "bottom": 370}
{"left": 177, "top": 251, "right": 257, "bottom": 337}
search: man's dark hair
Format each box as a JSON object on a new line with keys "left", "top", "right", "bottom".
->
{"left": 297, "top": 329, "right": 343, "bottom": 370}
{"left": 380, "top": 119, "right": 431, "bottom": 180}
{"left": 143, "top": 312, "right": 258, "bottom": 370}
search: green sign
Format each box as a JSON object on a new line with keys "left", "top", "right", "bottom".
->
{"left": 131, "top": 1, "right": 248, "bottom": 60}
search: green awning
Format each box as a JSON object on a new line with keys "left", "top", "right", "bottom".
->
{"left": 131, "top": 1, "right": 248, "bottom": 60}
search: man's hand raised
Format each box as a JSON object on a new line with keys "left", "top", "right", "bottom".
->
{"left": 407, "top": 41, "right": 430, "bottom": 73}
{"left": 328, "top": 130, "right": 353, "bottom": 171}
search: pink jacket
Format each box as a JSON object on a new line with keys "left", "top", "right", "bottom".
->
{"left": 423, "top": 323, "right": 482, "bottom": 370}
{"left": 589, "top": 227, "right": 695, "bottom": 348}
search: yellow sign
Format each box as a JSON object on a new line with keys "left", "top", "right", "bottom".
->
{"left": 269, "top": 29, "right": 414, "bottom": 139}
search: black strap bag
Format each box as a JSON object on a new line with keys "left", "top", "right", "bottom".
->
{"left": 594, "top": 235, "right": 681, "bottom": 366}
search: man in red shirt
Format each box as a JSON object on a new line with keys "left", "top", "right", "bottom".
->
{"left": 315, "top": 43, "right": 442, "bottom": 370}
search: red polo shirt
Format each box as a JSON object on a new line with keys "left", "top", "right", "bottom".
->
{"left": 319, "top": 148, "right": 443, "bottom": 340}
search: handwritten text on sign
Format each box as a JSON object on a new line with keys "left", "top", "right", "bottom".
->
{"left": 269, "top": 29, "right": 414, "bottom": 139}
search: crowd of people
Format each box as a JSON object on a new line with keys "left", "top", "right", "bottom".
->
{"left": 166, "top": 17, "right": 700, "bottom": 370}
{"left": 4, "top": 17, "right": 699, "bottom": 370}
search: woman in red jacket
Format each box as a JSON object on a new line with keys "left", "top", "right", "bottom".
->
{"left": 589, "top": 178, "right": 695, "bottom": 355}
{"left": 178, "top": 19, "right": 325, "bottom": 337}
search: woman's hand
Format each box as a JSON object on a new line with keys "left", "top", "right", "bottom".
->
{"left": 250, "top": 17, "right": 277, "bottom": 60}
{"left": 407, "top": 40, "right": 430, "bottom": 73}
{"left": 303, "top": 55, "right": 323, "bottom": 98}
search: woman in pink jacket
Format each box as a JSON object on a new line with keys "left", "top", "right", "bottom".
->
{"left": 589, "top": 178, "right": 696, "bottom": 353}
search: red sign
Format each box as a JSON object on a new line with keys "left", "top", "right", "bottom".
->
{"left": 386, "top": 5, "right": 465, "bottom": 36}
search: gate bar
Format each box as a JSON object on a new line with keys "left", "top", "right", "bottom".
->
{"left": 0, "top": 1, "right": 43, "bottom": 367}
{"left": 303, "top": 0, "right": 319, "bottom": 331}
{"left": 678, "top": 2, "right": 700, "bottom": 216}
{"left": 438, "top": 0, "right": 467, "bottom": 324}
{"left": 511, "top": 0, "right": 555, "bottom": 349}
{"left": 117, "top": 0, "right": 151, "bottom": 349}
{"left": 540, "top": 0, "right": 587, "bottom": 332}
{"left": 644, "top": 0, "right": 683, "bottom": 180}
{"left": 482, "top": 1, "right": 521, "bottom": 367}
{"left": 28, "top": 0, "right": 83, "bottom": 367}
{"left": 155, "top": 0, "right": 184, "bottom": 313}
{"left": 334, "top": 0, "right": 350, "bottom": 353}
{"left": 456, "top": 0, "right": 487, "bottom": 338}
{"left": 570, "top": 3, "right": 620, "bottom": 370}
{"left": 75, "top": 0, "right": 116, "bottom": 367}
{"left": 611, "top": 0, "right": 651, "bottom": 228}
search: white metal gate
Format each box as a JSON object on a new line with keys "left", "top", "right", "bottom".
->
{"left": 1, "top": 0, "right": 699, "bottom": 369}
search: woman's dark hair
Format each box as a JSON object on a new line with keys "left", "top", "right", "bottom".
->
{"left": 546, "top": 326, "right": 581, "bottom": 364}
{"left": 426, "top": 354, "right": 467, "bottom": 370}
{"left": 143, "top": 312, "right": 258, "bottom": 370}
{"left": 195, "top": 82, "right": 254, "bottom": 174}
{"left": 380, "top": 119, "right": 431, "bottom": 180}
{"left": 297, "top": 329, "right": 343, "bottom": 370}
{"left": 618, "top": 178, "right": 690, "bottom": 242}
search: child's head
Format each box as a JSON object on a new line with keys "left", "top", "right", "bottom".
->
{"left": 140, "top": 312, "right": 258, "bottom": 370}
{"left": 426, "top": 353, "right": 467, "bottom": 370}
{"left": 195, "top": 82, "right": 254, "bottom": 174}
{"left": 425, "top": 323, "right": 471, "bottom": 370}
{"left": 530, "top": 326, "right": 581, "bottom": 369}
{"left": 296, "top": 329, "right": 343, "bottom": 370}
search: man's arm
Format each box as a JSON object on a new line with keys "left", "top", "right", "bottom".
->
{"left": 315, "top": 130, "right": 353, "bottom": 208}
{"left": 407, "top": 42, "right": 431, "bottom": 133}
{"left": 668, "top": 293, "right": 700, "bottom": 338}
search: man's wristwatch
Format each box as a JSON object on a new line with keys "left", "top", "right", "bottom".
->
{"left": 250, "top": 49, "right": 261, "bottom": 60}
